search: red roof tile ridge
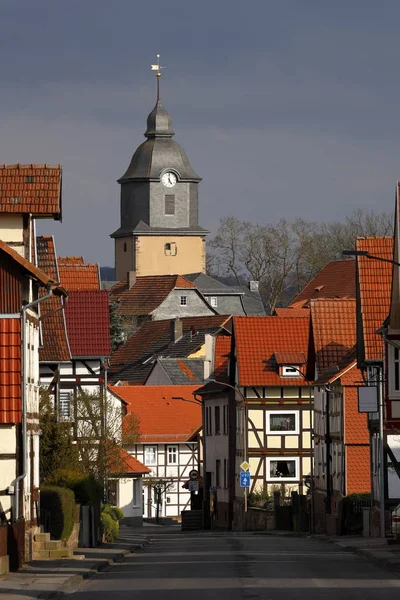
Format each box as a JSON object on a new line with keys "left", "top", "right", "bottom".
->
{"left": 356, "top": 235, "right": 393, "bottom": 240}
{"left": 0, "top": 163, "right": 61, "bottom": 170}
{"left": 0, "top": 240, "right": 56, "bottom": 287}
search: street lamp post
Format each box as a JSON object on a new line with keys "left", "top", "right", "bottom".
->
{"left": 343, "top": 249, "right": 387, "bottom": 539}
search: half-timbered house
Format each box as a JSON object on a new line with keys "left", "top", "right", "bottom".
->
{"left": 108, "top": 385, "right": 202, "bottom": 520}
{"left": 310, "top": 298, "right": 370, "bottom": 534}
{"left": 233, "top": 315, "right": 314, "bottom": 498}
{"left": 0, "top": 241, "right": 65, "bottom": 527}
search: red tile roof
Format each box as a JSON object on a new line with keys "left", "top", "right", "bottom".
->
{"left": 109, "top": 447, "right": 151, "bottom": 474}
{"left": 274, "top": 351, "right": 307, "bottom": 365}
{"left": 291, "top": 260, "right": 356, "bottom": 308}
{"left": 0, "top": 164, "right": 62, "bottom": 219}
{"left": 356, "top": 237, "right": 393, "bottom": 362}
{"left": 36, "top": 236, "right": 71, "bottom": 363}
{"left": 0, "top": 318, "right": 21, "bottom": 424}
{"left": 274, "top": 308, "right": 310, "bottom": 318}
{"left": 310, "top": 298, "right": 356, "bottom": 371}
{"left": 58, "top": 256, "right": 84, "bottom": 265}
{"left": 109, "top": 385, "right": 201, "bottom": 443}
{"left": 0, "top": 240, "right": 56, "bottom": 288}
{"left": 58, "top": 259, "right": 100, "bottom": 291}
{"left": 343, "top": 382, "right": 369, "bottom": 445}
{"left": 109, "top": 275, "right": 195, "bottom": 317}
{"left": 214, "top": 335, "right": 232, "bottom": 380}
{"left": 346, "top": 445, "right": 371, "bottom": 494}
{"left": 110, "top": 315, "right": 231, "bottom": 371}
{"left": 234, "top": 316, "right": 311, "bottom": 386}
{"left": 64, "top": 291, "right": 111, "bottom": 358}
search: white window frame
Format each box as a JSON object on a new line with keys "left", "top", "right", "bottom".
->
{"left": 266, "top": 456, "right": 299, "bottom": 482}
{"left": 389, "top": 344, "right": 400, "bottom": 398}
{"left": 281, "top": 365, "right": 301, "bottom": 378}
{"left": 180, "top": 295, "right": 187, "bottom": 306}
{"left": 167, "top": 445, "right": 178, "bottom": 465}
{"left": 144, "top": 445, "right": 157, "bottom": 466}
{"left": 132, "top": 479, "right": 141, "bottom": 507}
{"left": 266, "top": 410, "right": 299, "bottom": 435}
{"left": 59, "top": 391, "right": 72, "bottom": 421}
{"left": 210, "top": 296, "right": 218, "bottom": 308}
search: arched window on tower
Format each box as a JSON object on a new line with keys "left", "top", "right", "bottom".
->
{"left": 123, "top": 242, "right": 127, "bottom": 252}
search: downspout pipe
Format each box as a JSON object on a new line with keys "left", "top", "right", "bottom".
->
{"left": 15, "top": 289, "right": 53, "bottom": 522}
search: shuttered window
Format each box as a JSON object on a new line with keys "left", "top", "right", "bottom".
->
{"left": 165, "top": 195, "right": 175, "bottom": 215}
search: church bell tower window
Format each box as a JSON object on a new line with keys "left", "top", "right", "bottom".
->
{"left": 165, "top": 195, "right": 175, "bottom": 215}
{"left": 164, "top": 242, "right": 177, "bottom": 256}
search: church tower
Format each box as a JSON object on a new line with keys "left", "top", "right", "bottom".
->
{"left": 111, "top": 61, "right": 208, "bottom": 280}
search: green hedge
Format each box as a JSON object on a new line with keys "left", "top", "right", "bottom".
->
{"left": 102, "top": 504, "right": 124, "bottom": 522}
{"left": 40, "top": 486, "right": 75, "bottom": 540}
{"left": 47, "top": 468, "right": 103, "bottom": 505}
{"left": 101, "top": 511, "right": 119, "bottom": 542}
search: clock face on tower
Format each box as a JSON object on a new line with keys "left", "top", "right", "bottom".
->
{"left": 161, "top": 172, "right": 177, "bottom": 188}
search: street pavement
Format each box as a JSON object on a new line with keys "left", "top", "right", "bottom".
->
{"left": 70, "top": 530, "right": 400, "bottom": 600}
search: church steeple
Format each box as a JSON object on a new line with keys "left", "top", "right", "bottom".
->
{"left": 111, "top": 55, "right": 207, "bottom": 280}
{"left": 145, "top": 100, "right": 175, "bottom": 139}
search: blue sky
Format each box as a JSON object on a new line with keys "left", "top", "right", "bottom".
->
{"left": 1, "top": 0, "right": 400, "bottom": 265}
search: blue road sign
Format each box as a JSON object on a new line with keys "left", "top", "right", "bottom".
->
{"left": 240, "top": 471, "right": 250, "bottom": 488}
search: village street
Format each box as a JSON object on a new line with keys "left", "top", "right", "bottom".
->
{"left": 70, "top": 530, "right": 400, "bottom": 600}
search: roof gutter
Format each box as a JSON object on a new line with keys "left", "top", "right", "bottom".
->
{"left": 15, "top": 287, "right": 57, "bottom": 522}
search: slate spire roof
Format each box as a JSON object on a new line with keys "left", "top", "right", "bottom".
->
{"left": 145, "top": 100, "right": 175, "bottom": 139}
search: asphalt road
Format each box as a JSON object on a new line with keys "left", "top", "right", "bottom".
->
{"left": 71, "top": 530, "right": 400, "bottom": 600}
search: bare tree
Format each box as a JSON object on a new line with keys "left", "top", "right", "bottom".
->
{"left": 144, "top": 477, "right": 175, "bottom": 524}
{"left": 208, "top": 208, "right": 393, "bottom": 311}
{"left": 67, "top": 389, "right": 140, "bottom": 485}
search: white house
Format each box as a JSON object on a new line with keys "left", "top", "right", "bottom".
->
{"left": 109, "top": 385, "right": 202, "bottom": 520}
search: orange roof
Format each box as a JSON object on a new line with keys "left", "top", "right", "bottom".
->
{"left": 234, "top": 316, "right": 312, "bottom": 386}
{"left": 291, "top": 260, "right": 356, "bottom": 308}
{"left": 346, "top": 445, "right": 371, "bottom": 494}
{"left": 0, "top": 164, "right": 62, "bottom": 218}
{"left": 343, "top": 381, "right": 369, "bottom": 445}
{"left": 109, "top": 385, "right": 201, "bottom": 443}
{"left": 214, "top": 335, "right": 231, "bottom": 380}
{"left": 109, "top": 447, "right": 151, "bottom": 474}
{"left": 36, "top": 236, "right": 71, "bottom": 363}
{"left": 0, "top": 239, "right": 56, "bottom": 288}
{"left": 109, "top": 274, "right": 195, "bottom": 317}
{"left": 0, "top": 318, "right": 21, "bottom": 424}
{"left": 58, "top": 256, "right": 84, "bottom": 265}
{"left": 356, "top": 237, "right": 393, "bottom": 362}
{"left": 58, "top": 258, "right": 100, "bottom": 291}
{"left": 310, "top": 299, "right": 356, "bottom": 371}
{"left": 274, "top": 308, "right": 310, "bottom": 318}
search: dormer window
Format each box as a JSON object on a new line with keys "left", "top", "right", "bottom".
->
{"left": 281, "top": 365, "right": 301, "bottom": 377}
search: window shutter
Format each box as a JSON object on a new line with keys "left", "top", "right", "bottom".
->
{"left": 165, "top": 195, "right": 175, "bottom": 215}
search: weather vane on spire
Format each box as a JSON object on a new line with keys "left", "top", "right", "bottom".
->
{"left": 151, "top": 54, "right": 166, "bottom": 101}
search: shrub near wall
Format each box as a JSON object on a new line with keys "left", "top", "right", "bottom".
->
{"left": 47, "top": 468, "right": 103, "bottom": 505}
{"left": 40, "top": 486, "right": 75, "bottom": 541}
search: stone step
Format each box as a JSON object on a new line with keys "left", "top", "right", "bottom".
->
{"left": 32, "top": 547, "right": 74, "bottom": 560}
{"left": 34, "top": 532, "right": 51, "bottom": 542}
{"left": 49, "top": 548, "right": 73, "bottom": 559}
{"left": 33, "top": 539, "right": 63, "bottom": 551}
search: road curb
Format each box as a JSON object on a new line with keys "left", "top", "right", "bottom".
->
{"left": 330, "top": 540, "right": 400, "bottom": 577}
{"left": 34, "top": 538, "right": 150, "bottom": 600}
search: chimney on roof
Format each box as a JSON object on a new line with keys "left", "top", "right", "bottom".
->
{"left": 127, "top": 271, "right": 136, "bottom": 290}
{"left": 249, "top": 281, "right": 259, "bottom": 292}
{"left": 170, "top": 317, "right": 183, "bottom": 344}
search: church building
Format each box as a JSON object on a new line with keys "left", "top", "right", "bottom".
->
{"left": 111, "top": 75, "right": 208, "bottom": 280}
